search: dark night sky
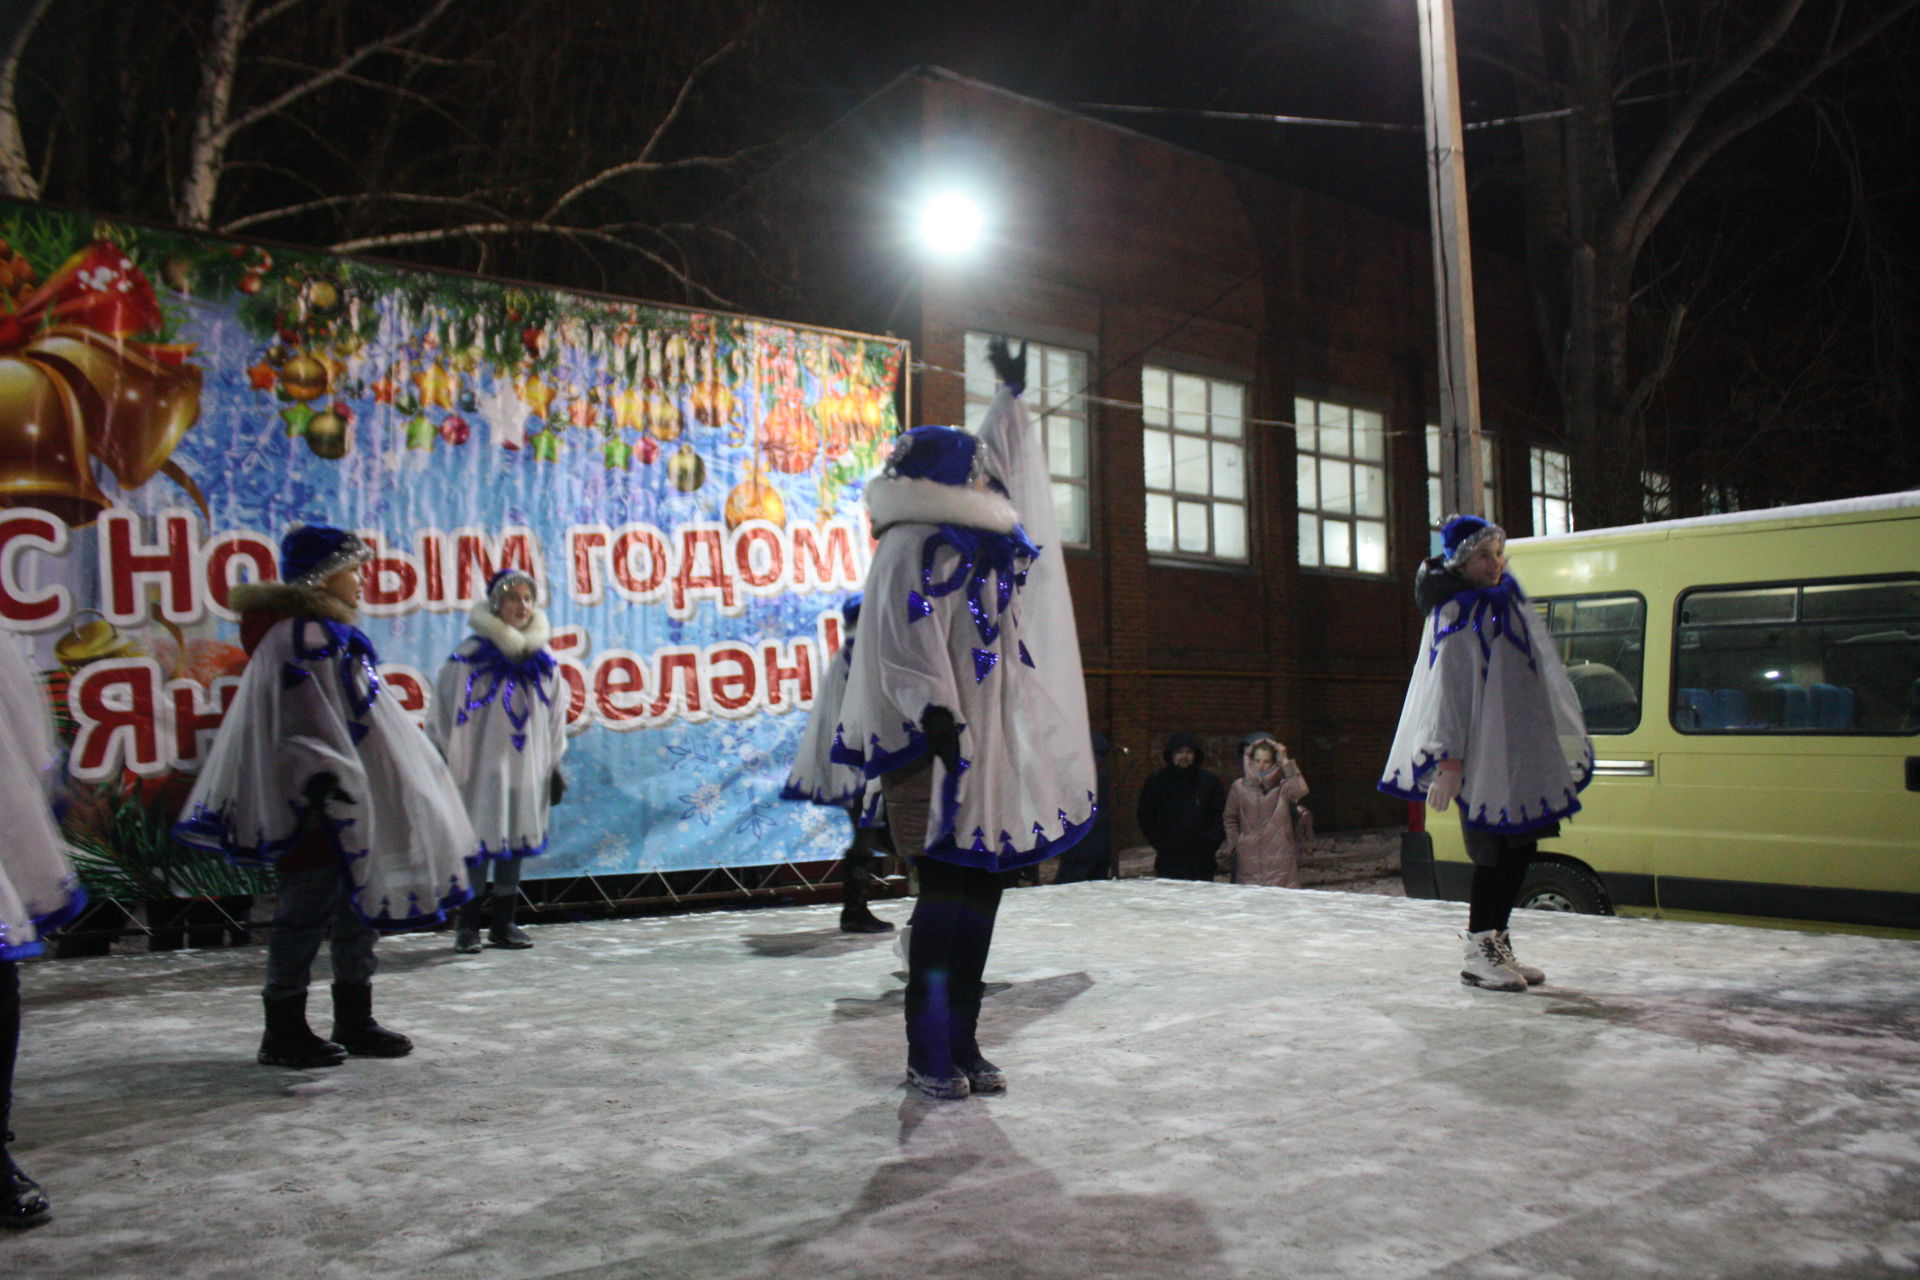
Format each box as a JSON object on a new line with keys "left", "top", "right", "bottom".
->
{"left": 777, "top": 0, "right": 1920, "bottom": 489}
{"left": 780, "top": 0, "right": 1917, "bottom": 285}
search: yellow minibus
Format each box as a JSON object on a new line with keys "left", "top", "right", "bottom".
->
{"left": 1400, "top": 490, "right": 1920, "bottom": 934}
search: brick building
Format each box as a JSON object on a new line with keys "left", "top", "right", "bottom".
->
{"left": 752, "top": 68, "right": 1572, "bottom": 838}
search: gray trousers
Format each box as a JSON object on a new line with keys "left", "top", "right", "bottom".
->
{"left": 263, "top": 866, "right": 378, "bottom": 1000}
{"left": 458, "top": 856, "right": 525, "bottom": 927}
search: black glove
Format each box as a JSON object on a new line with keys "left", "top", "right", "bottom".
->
{"left": 302, "top": 770, "right": 355, "bottom": 809}
{"left": 548, "top": 769, "right": 567, "bottom": 806}
{"left": 921, "top": 705, "right": 962, "bottom": 774}
{"left": 986, "top": 337, "right": 1027, "bottom": 396}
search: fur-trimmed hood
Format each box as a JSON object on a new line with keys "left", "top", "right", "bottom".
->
{"left": 865, "top": 475, "right": 1018, "bottom": 535}
{"left": 230, "top": 581, "right": 359, "bottom": 625}
{"left": 467, "top": 599, "right": 551, "bottom": 660}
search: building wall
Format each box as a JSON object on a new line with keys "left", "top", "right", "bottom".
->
{"left": 760, "top": 69, "right": 1569, "bottom": 842}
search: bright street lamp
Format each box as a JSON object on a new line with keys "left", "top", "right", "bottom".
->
{"left": 915, "top": 190, "right": 986, "bottom": 258}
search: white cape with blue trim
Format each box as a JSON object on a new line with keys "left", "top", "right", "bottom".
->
{"left": 1379, "top": 575, "right": 1593, "bottom": 834}
{"left": 428, "top": 604, "right": 568, "bottom": 862}
{"left": 834, "top": 389, "right": 1096, "bottom": 871}
{"left": 782, "top": 642, "right": 866, "bottom": 808}
{"left": 0, "top": 638, "right": 84, "bottom": 961}
{"left": 176, "top": 615, "right": 477, "bottom": 927}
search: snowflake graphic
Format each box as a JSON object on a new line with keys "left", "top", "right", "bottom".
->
{"left": 733, "top": 800, "right": 778, "bottom": 838}
{"left": 678, "top": 781, "right": 726, "bottom": 825}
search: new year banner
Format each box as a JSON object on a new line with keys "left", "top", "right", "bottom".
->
{"left": 0, "top": 200, "right": 904, "bottom": 888}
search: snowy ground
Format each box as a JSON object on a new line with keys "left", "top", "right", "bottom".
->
{"left": 6, "top": 880, "right": 1918, "bottom": 1279}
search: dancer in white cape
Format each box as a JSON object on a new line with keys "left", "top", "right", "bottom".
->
{"left": 176, "top": 525, "right": 477, "bottom": 1066}
{"left": 430, "top": 568, "right": 568, "bottom": 953}
{"left": 834, "top": 338, "right": 1097, "bottom": 1099}
{"left": 1, "top": 636, "right": 85, "bottom": 1229}
{"left": 779, "top": 593, "right": 895, "bottom": 933}
{"left": 1378, "top": 515, "right": 1592, "bottom": 991}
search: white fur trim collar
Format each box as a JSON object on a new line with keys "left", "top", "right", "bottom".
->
{"left": 468, "top": 600, "right": 551, "bottom": 660}
{"left": 229, "top": 581, "right": 358, "bottom": 624}
{"left": 866, "top": 475, "right": 1017, "bottom": 534}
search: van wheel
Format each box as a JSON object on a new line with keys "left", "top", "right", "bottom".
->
{"left": 1517, "top": 862, "right": 1609, "bottom": 915}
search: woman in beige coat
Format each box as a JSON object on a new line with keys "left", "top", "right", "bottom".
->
{"left": 1218, "top": 735, "right": 1311, "bottom": 887}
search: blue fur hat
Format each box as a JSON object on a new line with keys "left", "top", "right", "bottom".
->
{"left": 1440, "top": 514, "right": 1505, "bottom": 567}
{"left": 841, "top": 592, "right": 863, "bottom": 629}
{"left": 280, "top": 525, "right": 371, "bottom": 586}
{"left": 884, "top": 425, "right": 979, "bottom": 488}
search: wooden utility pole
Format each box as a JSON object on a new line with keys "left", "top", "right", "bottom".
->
{"left": 1416, "top": 0, "right": 1485, "bottom": 519}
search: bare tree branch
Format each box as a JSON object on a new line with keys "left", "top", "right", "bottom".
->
{"left": 541, "top": 34, "right": 744, "bottom": 221}
{"left": 329, "top": 218, "right": 737, "bottom": 307}
{"left": 244, "top": 0, "right": 320, "bottom": 38}
{"left": 1608, "top": 0, "right": 1809, "bottom": 261}
{"left": 1625, "top": 303, "right": 1688, "bottom": 422}
{"left": 220, "top": 191, "right": 505, "bottom": 234}
{"left": 250, "top": 56, "right": 467, "bottom": 126}
{"left": 215, "top": 0, "right": 459, "bottom": 148}
{"left": 1628, "top": 0, "right": 1920, "bottom": 263}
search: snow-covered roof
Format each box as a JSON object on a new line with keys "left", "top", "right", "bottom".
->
{"left": 1511, "top": 489, "right": 1920, "bottom": 546}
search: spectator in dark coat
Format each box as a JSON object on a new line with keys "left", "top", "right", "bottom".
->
{"left": 1136, "top": 731, "right": 1227, "bottom": 881}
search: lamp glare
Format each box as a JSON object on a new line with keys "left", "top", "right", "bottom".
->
{"left": 918, "top": 192, "right": 984, "bottom": 256}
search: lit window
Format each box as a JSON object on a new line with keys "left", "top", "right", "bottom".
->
{"left": 1142, "top": 367, "right": 1248, "bottom": 562}
{"left": 1643, "top": 471, "right": 1672, "bottom": 520}
{"left": 1529, "top": 445, "right": 1573, "bottom": 535}
{"left": 1701, "top": 483, "right": 1742, "bottom": 515}
{"left": 964, "top": 333, "right": 1091, "bottom": 545}
{"left": 1425, "top": 425, "right": 1498, "bottom": 553}
{"left": 1295, "top": 394, "right": 1388, "bottom": 575}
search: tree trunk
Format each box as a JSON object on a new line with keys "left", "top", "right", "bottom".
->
{"left": 0, "top": 0, "right": 56, "bottom": 201}
{"left": 176, "top": 0, "right": 250, "bottom": 229}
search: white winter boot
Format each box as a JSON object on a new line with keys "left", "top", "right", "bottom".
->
{"left": 1460, "top": 930, "right": 1529, "bottom": 992}
{"left": 1493, "top": 930, "right": 1545, "bottom": 985}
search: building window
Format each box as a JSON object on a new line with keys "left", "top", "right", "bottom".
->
{"left": 964, "top": 332, "right": 1090, "bottom": 545}
{"left": 1700, "top": 482, "right": 1743, "bottom": 515}
{"left": 1529, "top": 445, "right": 1573, "bottom": 535}
{"left": 1294, "top": 395, "right": 1388, "bottom": 574}
{"left": 1426, "top": 425, "right": 1498, "bottom": 553}
{"left": 1141, "top": 367, "right": 1248, "bottom": 562}
{"left": 1643, "top": 470, "right": 1673, "bottom": 520}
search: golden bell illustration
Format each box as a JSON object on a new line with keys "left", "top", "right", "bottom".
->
{"left": 25, "top": 325, "right": 204, "bottom": 491}
{"left": 0, "top": 349, "right": 111, "bottom": 524}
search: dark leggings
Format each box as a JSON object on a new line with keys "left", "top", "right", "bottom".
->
{"left": 883, "top": 757, "right": 1005, "bottom": 1072}
{"left": 2, "top": 962, "right": 18, "bottom": 1141}
{"left": 842, "top": 801, "right": 881, "bottom": 905}
{"left": 1465, "top": 830, "right": 1536, "bottom": 934}
{"left": 905, "top": 857, "right": 1004, "bottom": 1071}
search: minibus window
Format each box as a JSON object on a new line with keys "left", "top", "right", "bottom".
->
{"left": 1674, "top": 576, "right": 1920, "bottom": 735}
{"left": 1802, "top": 581, "right": 1920, "bottom": 623}
{"left": 1539, "top": 593, "right": 1646, "bottom": 733}
{"left": 1679, "top": 588, "right": 1795, "bottom": 626}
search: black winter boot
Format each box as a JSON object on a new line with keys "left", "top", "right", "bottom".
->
{"left": 329, "top": 983, "right": 413, "bottom": 1058}
{"left": 949, "top": 977, "right": 1005, "bottom": 1094}
{"left": 258, "top": 993, "right": 347, "bottom": 1068}
{"left": 2, "top": 1143, "right": 51, "bottom": 1231}
{"left": 453, "top": 893, "right": 484, "bottom": 954}
{"left": 839, "top": 842, "right": 894, "bottom": 933}
{"left": 486, "top": 893, "right": 533, "bottom": 949}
